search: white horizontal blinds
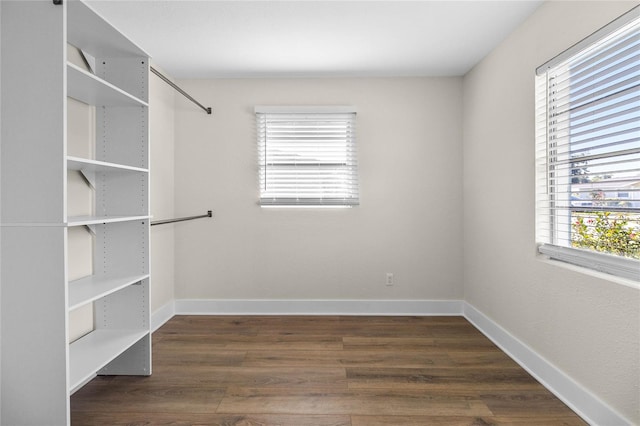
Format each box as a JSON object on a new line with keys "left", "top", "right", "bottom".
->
{"left": 257, "top": 110, "right": 359, "bottom": 206}
{"left": 535, "top": 10, "right": 640, "bottom": 279}
{"left": 535, "top": 74, "right": 552, "bottom": 244}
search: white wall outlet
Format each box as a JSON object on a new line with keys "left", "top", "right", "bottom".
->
{"left": 386, "top": 272, "right": 394, "bottom": 286}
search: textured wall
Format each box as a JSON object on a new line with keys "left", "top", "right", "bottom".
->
{"left": 173, "top": 77, "right": 464, "bottom": 301}
{"left": 462, "top": 2, "right": 640, "bottom": 422}
{"left": 149, "top": 63, "right": 176, "bottom": 313}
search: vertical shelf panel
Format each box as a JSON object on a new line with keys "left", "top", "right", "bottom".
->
{"left": 1, "top": 227, "right": 70, "bottom": 425}
{"left": 94, "top": 57, "right": 149, "bottom": 104}
{"left": 0, "top": 0, "right": 66, "bottom": 225}
{"left": 94, "top": 221, "right": 149, "bottom": 277}
{"left": 95, "top": 279, "right": 151, "bottom": 376}
{"left": 98, "top": 333, "right": 151, "bottom": 377}
{"left": 96, "top": 106, "right": 149, "bottom": 169}
{"left": 1, "top": 1, "right": 69, "bottom": 425}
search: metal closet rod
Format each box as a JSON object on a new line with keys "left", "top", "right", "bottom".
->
{"left": 151, "top": 210, "right": 213, "bottom": 226}
{"left": 151, "top": 66, "right": 212, "bottom": 115}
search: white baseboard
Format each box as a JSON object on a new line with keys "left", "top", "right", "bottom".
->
{"left": 151, "top": 300, "right": 175, "bottom": 332}
{"left": 174, "top": 299, "right": 463, "bottom": 316}
{"left": 463, "top": 302, "right": 631, "bottom": 426}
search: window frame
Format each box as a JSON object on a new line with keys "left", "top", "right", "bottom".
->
{"left": 255, "top": 106, "right": 359, "bottom": 208}
{"left": 535, "top": 6, "right": 640, "bottom": 282}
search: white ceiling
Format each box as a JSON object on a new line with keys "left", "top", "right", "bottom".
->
{"left": 86, "top": 0, "right": 542, "bottom": 79}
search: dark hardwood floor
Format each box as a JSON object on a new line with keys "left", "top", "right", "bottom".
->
{"left": 71, "top": 316, "right": 587, "bottom": 425}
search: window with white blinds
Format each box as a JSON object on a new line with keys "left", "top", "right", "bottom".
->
{"left": 535, "top": 7, "right": 640, "bottom": 281}
{"left": 256, "top": 106, "right": 359, "bottom": 207}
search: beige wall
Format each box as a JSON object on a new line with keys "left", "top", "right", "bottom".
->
{"left": 149, "top": 63, "right": 176, "bottom": 313}
{"left": 462, "top": 1, "right": 640, "bottom": 423}
{"left": 173, "top": 78, "right": 463, "bottom": 300}
{"left": 67, "top": 47, "right": 95, "bottom": 342}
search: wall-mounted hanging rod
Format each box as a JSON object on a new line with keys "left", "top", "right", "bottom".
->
{"left": 151, "top": 210, "right": 213, "bottom": 226}
{"left": 150, "top": 66, "right": 212, "bottom": 115}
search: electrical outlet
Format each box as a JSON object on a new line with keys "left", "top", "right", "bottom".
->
{"left": 386, "top": 273, "right": 394, "bottom": 286}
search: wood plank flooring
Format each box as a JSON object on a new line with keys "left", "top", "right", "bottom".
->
{"left": 71, "top": 316, "right": 587, "bottom": 425}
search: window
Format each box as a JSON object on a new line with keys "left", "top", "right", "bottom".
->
{"left": 535, "top": 7, "right": 640, "bottom": 280}
{"left": 256, "top": 106, "right": 359, "bottom": 207}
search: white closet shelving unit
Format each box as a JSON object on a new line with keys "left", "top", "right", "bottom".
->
{"left": 1, "top": 1, "right": 151, "bottom": 424}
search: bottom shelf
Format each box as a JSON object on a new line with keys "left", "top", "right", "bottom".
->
{"left": 69, "top": 329, "right": 148, "bottom": 393}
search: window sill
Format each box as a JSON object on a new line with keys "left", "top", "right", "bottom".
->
{"left": 537, "top": 254, "right": 640, "bottom": 290}
{"left": 260, "top": 205, "right": 353, "bottom": 209}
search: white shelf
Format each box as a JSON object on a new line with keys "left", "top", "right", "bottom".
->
{"left": 67, "top": 215, "right": 150, "bottom": 227}
{"left": 67, "top": 156, "right": 149, "bottom": 174}
{"left": 69, "top": 329, "right": 148, "bottom": 393}
{"left": 68, "top": 274, "right": 150, "bottom": 311}
{"left": 1, "top": 1, "right": 151, "bottom": 422}
{"left": 67, "top": 1, "right": 148, "bottom": 58}
{"left": 67, "top": 63, "right": 148, "bottom": 107}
